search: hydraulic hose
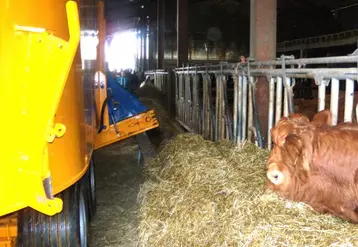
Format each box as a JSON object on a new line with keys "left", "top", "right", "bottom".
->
{"left": 97, "top": 96, "right": 109, "bottom": 134}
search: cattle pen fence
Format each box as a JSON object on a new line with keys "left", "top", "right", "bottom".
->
{"left": 144, "top": 52, "right": 358, "bottom": 150}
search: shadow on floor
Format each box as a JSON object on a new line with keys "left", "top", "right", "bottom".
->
{"left": 89, "top": 137, "right": 142, "bottom": 247}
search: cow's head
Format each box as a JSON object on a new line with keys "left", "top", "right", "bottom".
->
{"left": 266, "top": 133, "right": 311, "bottom": 193}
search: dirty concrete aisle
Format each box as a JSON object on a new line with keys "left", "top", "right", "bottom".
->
{"left": 89, "top": 137, "right": 142, "bottom": 247}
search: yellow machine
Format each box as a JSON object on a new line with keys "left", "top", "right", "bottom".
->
{"left": 0, "top": 0, "right": 159, "bottom": 246}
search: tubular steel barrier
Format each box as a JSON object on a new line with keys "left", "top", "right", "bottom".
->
{"left": 145, "top": 52, "right": 358, "bottom": 150}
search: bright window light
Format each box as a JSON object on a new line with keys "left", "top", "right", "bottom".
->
{"left": 106, "top": 31, "right": 137, "bottom": 72}
{"left": 80, "top": 30, "right": 98, "bottom": 61}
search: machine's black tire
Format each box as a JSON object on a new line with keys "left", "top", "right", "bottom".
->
{"left": 87, "top": 158, "right": 97, "bottom": 220}
{"left": 17, "top": 177, "right": 89, "bottom": 247}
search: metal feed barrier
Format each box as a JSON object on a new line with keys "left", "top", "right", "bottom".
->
{"left": 145, "top": 52, "right": 358, "bottom": 150}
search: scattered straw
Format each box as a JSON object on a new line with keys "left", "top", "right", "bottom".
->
{"left": 138, "top": 133, "right": 358, "bottom": 247}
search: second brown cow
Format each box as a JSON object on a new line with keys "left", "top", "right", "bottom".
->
{"left": 266, "top": 110, "right": 358, "bottom": 223}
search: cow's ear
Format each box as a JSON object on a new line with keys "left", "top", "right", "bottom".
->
{"left": 271, "top": 124, "right": 283, "bottom": 146}
{"left": 271, "top": 117, "right": 292, "bottom": 147}
{"left": 312, "top": 110, "right": 332, "bottom": 126}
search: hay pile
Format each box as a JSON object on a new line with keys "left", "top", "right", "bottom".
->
{"left": 138, "top": 133, "right": 358, "bottom": 247}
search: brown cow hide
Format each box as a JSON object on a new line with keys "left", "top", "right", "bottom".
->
{"left": 266, "top": 111, "right": 358, "bottom": 223}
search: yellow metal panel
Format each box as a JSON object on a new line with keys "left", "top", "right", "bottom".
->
{"left": 48, "top": 47, "right": 89, "bottom": 195}
{"left": 0, "top": 0, "right": 94, "bottom": 218}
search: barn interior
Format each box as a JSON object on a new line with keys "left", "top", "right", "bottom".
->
{"left": 80, "top": 0, "right": 358, "bottom": 246}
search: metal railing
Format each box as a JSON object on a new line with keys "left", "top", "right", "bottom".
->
{"left": 145, "top": 53, "right": 358, "bottom": 149}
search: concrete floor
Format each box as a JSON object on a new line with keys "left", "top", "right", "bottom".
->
{"left": 89, "top": 137, "right": 142, "bottom": 247}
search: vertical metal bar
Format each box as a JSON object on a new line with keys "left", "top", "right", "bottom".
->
{"left": 248, "top": 77, "right": 253, "bottom": 142}
{"left": 148, "top": 19, "right": 153, "bottom": 70}
{"left": 237, "top": 75, "right": 243, "bottom": 143}
{"left": 283, "top": 77, "right": 291, "bottom": 117}
{"left": 143, "top": 24, "right": 147, "bottom": 70}
{"left": 179, "top": 74, "right": 184, "bottom": 122}
{"left": 167, "top": 71, "right": 173, "bottom": 116}
{"left": 199, "top": 75, "right": 203, "bottom": 134}
{"left": 242, "top": 76, "right": 248, "bottom": 141}
{"left": 175, "top": 74, "right": 179, "bottom": 119}
{"left": 268, "top": 77, "right": 275, "bottom": 150}
{"left": 165, "top": 73, "right": 168, "bottom": 94}
{"left": 177, "top": 74, "right": 181, "bottom": 121}
{"left": 162, "top": 74, "right": 165, "bottom": 92}
{"left": 140, "top": 21, "right": 144, "bottom": 70}
{"left": 158, "top": 74, "right": 161, "bottom": 91}
{"left": 221, "top": 75, "right": 227, "bottom": 140}
{"left": 318, "top": 81, "right": 326, "bottom": 112}
{"left": 189, "top": 75, "right": 194, "bottom": 128}
{"left": 215, "top": 74, "right": 221, "bottom": 141}
{"left": 184, "top": 74, "right": 191, "bottom": 125}
{"left": 183, "top": 74, "right": 187, "bottom": 123}
{"left": 208, "top": 75, "right": 215, "bottom": 141}
{"left": 157, "top": 0, "right": 165, "bottom": 68}
{"left": 160, "top": 74, "right": 163, "bottom": 91}
{"left": 158, "top": 74, "right": 161, "bottom": 89}
{"left": 168, "top": 71, "right": 174, "bottom": 118}
{"left": 344, "top": 79, "right": 355, "bottom": 123}
{"left": 203, "top": 75, "right": 210, "bottom": 139}
{"left": 275, "top": 77, "right": 283, "bottom": 124}
{"left": 193, "top": 74, "right": 200, "bottom": 132}
{"left": 330, "top": 78, "right": 340, "bottom": 126}
{"left": 233, "top": 73, "right": 238, "bottom": 143}
{"left": 177, "top": 0, "right": 189, "bottom": 67}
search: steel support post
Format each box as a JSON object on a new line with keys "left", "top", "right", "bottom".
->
{"left": 140, "top": 18, "right": 145, "bottom": 70}
{"left": 157, "top": 0, "right": 165, "bottom": 69}
{"left": 148, "top": 18, "right": 154, "bottom": 70}
{"left": 250, "top": 0, "right": 277, "bottom": 147}
{"left": 143, "top": 19, "right": 147, "bottom": 70}
{"left": 177, "top": 0, "right": 188, "bottom": 67}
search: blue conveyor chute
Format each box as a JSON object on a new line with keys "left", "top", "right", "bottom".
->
{"left": 105, "top": 72, "right": 149, "bottom": 125}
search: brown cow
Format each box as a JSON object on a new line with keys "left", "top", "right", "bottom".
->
{"left": 271, "top": 109, "right": 358, "bottom": 149}
{"left": 266, "top": 110, "right": 358, "bottom": 223}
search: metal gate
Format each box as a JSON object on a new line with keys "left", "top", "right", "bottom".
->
{"left": 145, "top": 53, "right": 358, "bottom": 149}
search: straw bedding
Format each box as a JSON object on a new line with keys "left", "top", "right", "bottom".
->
{"left": 137, "top": 133, "right": 358, "bottom": 247}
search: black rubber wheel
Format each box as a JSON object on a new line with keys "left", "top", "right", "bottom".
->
{"left": 87, "top": 158, "right": 97, "bottom": 220}
{"left": 17, "top": 177, "right": 89, "bottom": 247}
{"left": 78, "top": 184, "right": 88, "bottom": 247}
